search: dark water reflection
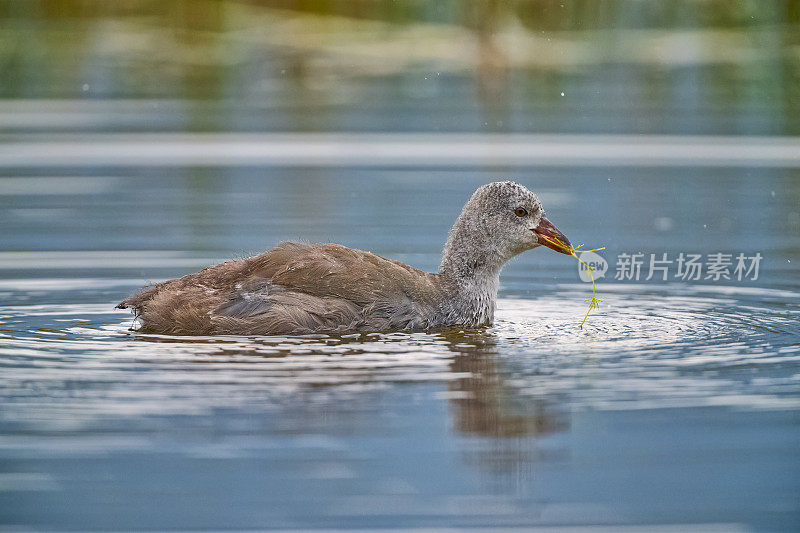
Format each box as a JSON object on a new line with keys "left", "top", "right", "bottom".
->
{"left": 447, "top": 330, "right": 568, "bottom": 440}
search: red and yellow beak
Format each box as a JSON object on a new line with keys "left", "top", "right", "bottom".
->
{"left": 534, "top": 216, "right": 573, "bottom": 255}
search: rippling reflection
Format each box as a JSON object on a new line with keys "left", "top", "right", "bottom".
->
{"left": 444, "top": 329, "right": 568, "bottom": 439}
{"left": 0, "top": 269, "right": 798, "bottom": 530}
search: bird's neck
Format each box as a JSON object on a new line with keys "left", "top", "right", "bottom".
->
{"left": 438, "top": 218, "right": 506, "bottom": 326}
{"left": 439, "top": 217, "right": 506, "bottom": 282}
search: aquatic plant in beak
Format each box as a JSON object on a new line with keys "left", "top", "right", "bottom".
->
{"left": 539, "top": 234, "right": 606, "bottom": 329}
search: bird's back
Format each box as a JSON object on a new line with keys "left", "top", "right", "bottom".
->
{"left": 117, "top": 242, "right": 449, "bottom": 335}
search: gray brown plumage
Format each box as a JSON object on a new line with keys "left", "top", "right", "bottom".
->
{"left": 117, "top": 181, "right": 571, "bottom": 335}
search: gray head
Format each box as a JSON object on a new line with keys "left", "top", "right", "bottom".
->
{"left": 440, "top": 181, "right": 572, "bottom": 278}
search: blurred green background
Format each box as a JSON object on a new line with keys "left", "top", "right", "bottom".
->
{"left": 1, "top": 0, "right": 798, "bottom": 134}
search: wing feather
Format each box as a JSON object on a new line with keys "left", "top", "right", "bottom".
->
{"left": 118, "top": 241, "right": 445, "bottom": 335}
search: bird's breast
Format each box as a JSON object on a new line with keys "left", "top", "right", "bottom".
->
{"left": 446, "top": 275, "right": 500, "bottom": 327}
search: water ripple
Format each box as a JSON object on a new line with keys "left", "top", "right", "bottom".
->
{"left": 1, "top": 279, "right": 798, "bottom": 437}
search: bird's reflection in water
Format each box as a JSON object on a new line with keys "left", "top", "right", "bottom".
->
{"left": 442, "top": 329, "right": 568, "bottom": 439}
{"left": 441, "top": 329, "right": 570, "bottom": 484}
{"left": 133, "top": 328, "right": 569, "bottom": 440}
{"left": 131, "top": 327, "right": 569, "bottom": 480}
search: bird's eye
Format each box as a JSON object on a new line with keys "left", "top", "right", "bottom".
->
{"left": 514, "top": 208, "right": 528, "bottom": 217}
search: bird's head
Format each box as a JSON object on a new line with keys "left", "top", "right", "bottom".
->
{"left": 440, "top": 181, "right": 573, "bottom": 278}
{"left": 464, "top": 181, "right": 572, "bottom": 258}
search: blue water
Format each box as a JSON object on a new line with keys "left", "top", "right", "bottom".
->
{"left": 1, "top": 166, "right": 799, "bottom": 531}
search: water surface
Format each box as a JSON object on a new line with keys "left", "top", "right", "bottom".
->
{"left": 1, "top": 167, "right": 799, "bottom": 531}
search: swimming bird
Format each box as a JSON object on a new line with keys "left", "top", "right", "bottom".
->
{"left": 117, "top": 181, "right": 571, "bottom": 335}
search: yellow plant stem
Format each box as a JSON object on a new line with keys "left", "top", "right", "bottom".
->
{"left": 540, "top": 235, "right": 605, "bottom": 329}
